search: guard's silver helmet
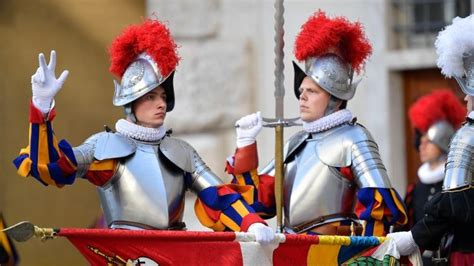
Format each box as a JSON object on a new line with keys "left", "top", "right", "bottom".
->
{"left": 109, "top": 19, "right": 180, "bottom": 113}
{"left": 426, "top": 121, "right": 455, "bottom": 153}
{"left": 408, "top": 89, "right": 466, "bottom": 153}
{"left": 454, "top": 54, "right": 474, "bottom": 96}
{"left": 435, "top": 15, "right": 474, "bottom": 96}
{"left": 113, "top": 53, "right": 175, "bottom": 112}
{"left": 293, "top": 54, "right": 359, "bottom": 100}
{"left": 292, "top": 11, "right": 372, "bottom": 101}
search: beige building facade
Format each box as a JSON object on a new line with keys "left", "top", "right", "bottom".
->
{"left": 1, "top": 0, "right": 470, "bottom": 264}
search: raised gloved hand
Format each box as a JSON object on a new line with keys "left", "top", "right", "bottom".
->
{"left": 31, "top": 50, "right": 69, "bottom": 114}
{"left": 387, "top": 231, "right": 418, "bottom": 256}
{"left": 235, "top": 111, "right": 263, "bottom": 148}
{"left": 247, "top": 222, "right": 275, "bottom": 245}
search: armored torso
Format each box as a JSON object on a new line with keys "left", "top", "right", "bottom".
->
{"left": 99, "top": 140, "right": 186, "bottom": 230}
{"left": 74, "top": 132, "right": 222, "bottom": 230}
{"left": 283, "top": 132, "right": 356, "bottom": 231}
{"left": 262, "top": 123, "right": 392, "bottom": 233}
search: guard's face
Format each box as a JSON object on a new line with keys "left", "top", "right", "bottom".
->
{"left": 465, "top": 94, "right": 473, "bottom": 113}
{"left": 132, "top": 86, "right": 167, "bottom": 128}
{"left": 299, "top": 76, "right": 331, "bottom": 122}
{"left": 419, "top": 135, "right": 443, "bottom": 163}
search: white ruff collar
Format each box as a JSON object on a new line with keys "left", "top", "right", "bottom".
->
{"left": 417, "top": 162, "right": 445, "bottom": 185}
{"left": 468, "top": 111, "right": 474, "bottom": 120}
{"left": 303, "top": 109, "right": 353, "bottom": 133}
{"left": 115, "top": 119, "right": 166, "bottom": 142}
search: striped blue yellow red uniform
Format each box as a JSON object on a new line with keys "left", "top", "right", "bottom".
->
{"left": 13, "top": 103, "right": 264, "bottom": 232}
{"left": 220, "top": 142, "right": 407, "bottom": 236}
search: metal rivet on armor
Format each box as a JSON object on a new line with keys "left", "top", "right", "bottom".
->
{"left": 430, "top": 187, "right": 436, "bottom": 194}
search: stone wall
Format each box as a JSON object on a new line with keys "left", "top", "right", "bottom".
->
{"left": 0, "top": 1, "right": 145, "bottom": 264}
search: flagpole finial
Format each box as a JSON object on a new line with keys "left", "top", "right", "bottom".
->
{"left": 2, "top": 221, "right": 56, "bottom": 242}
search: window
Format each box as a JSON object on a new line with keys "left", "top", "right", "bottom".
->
{"left": 392, "top": 0, "right": 471, "bottom": 49}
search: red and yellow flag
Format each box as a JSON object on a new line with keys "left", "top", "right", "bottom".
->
{"left": 57, "top": 228, "right": 421, "bottom": 266}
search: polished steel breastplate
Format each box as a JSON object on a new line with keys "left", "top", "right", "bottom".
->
{"left": 98, "top": 141, "right": 185, "bottom": 230}
{"left": 284, "top": 135, "right": 355, "bottom": 229}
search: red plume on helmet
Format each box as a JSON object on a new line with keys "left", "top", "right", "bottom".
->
{"left": 294, "top": 11, "right": 372, "bottom": 73}
{"left": 108, "top": 19, "right": 180, "bottom": 79}
{"left": 409, "top": 89, "right": 466, "bottom": 133}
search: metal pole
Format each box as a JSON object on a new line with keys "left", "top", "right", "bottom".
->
{"left": 273, "top": 0, "right": 285, "bottom": 233}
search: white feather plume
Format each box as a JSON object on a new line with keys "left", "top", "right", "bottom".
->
{"left": 435, "top": 15, "right": 474, "bottom": 78}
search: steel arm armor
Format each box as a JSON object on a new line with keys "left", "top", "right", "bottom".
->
{"left": 159, "top": 137, "right": 223, "bottom": 192}
{"left": 443, "top": 122, "right": 474, "bottom": 191}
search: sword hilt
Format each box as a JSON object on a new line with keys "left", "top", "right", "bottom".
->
{"left": 262, "top": 117, "right": 301, "bottom": 128}
{"left": 234, "top": 117, "right": 301, "bottom": 128}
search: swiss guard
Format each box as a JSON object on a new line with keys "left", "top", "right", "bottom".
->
{"left": 389, "top": 14, "right": 474, "bottom": 265}
{"left": 405, "top": 89, "right": 465, "bottom": 264}
{"left": 406, "top": 89, "right": 465, "bottom": 227}
{"left": 12, "top": 19, "right": 274, "bottom": 242}
{"left": 206, "top": 11, "right": 408, "bottom": 237}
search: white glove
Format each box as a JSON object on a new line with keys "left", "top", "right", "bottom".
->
{"left": 235, "top": 111, "right": 263, "bottom": 148}
{"left": 31, "top": 50, "right": 69, "bottom": 114}
{"left": 387, "top": 231, "right": 418, "bottom": 256}
{"left": 247, "top": 223, "right": 275, "bottom": 245}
